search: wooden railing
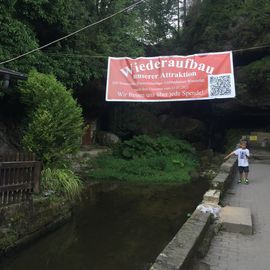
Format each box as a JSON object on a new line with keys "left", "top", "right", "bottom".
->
{"left": 0, "top": 152, "right": 41, "bottom": 205}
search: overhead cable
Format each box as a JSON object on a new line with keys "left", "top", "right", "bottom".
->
{"left": 42, "top": 43, "right": 270, "bottom": 58}
{"left": 232, "top": 44, "right": 270, "bottom": 53}
{"left": 0, "top": 0, "right": 145, "bottom": 65}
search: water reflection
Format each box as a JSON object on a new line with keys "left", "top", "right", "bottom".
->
{"left": 0, "top": 181, "right": 208, "bottom": 270}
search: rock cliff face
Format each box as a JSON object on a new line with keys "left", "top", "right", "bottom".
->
{"left": 212, "top": 55, "right": 270, "bottom": 116}
{"left": 0, "top": 122, "right": 19, "bottom": 156}
{"left": 170, "top": 0, "right": 270, "bottom": 120}
{"left": 234, "top": 57, "right": 270, "bottom": 110}
{"left": 161, "top": 115, "right": 207, "bottom": 142}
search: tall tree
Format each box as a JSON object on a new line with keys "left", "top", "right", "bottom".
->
{"left": 137, "top": 0, "right": 179, "bottom": 45}
{"left": 0, "top": 0, "right": 145, "bottom": 88}
{"left": 173, "top": 0, "right": 270, "bottom": 53}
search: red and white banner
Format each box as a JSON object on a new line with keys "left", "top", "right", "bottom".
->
{"left": 106, "top": 51, "right": 235, "bottom": 102}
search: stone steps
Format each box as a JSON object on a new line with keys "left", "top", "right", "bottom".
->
{"left": 70, "top": 148, "right": 110, "bottom": 173}
{"left": 219, "top": 206, "right": 253, "bottom": 235}
{"left": 203, "top": 189, "right": 221, "bottom": 204}
{"left": 75, "top": 148, "right": 110, "bottom": 159}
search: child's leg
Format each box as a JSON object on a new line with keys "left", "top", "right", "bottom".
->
{"left": 240, "top": 172, "right": 244, "bottom": 181}
{"left": 244, "top": 167, "right": 249, "bottom": 184}
{"left": 238, "top": 167, "right": 244, "bottom": 183}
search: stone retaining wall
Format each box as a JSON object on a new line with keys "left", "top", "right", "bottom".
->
{"left": 0, "top": 196, "right": 72, "bottom": 257}
{"left": 212, "top": 158, "right": 237, "bottom": 196}
{"left": 149, "top": 157, "right": 237, "bottom": 270}
{"left": 150, "top": 210, "right": 211, "bottom": 270}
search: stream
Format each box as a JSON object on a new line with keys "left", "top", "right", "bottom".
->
{"left": 0, "top": 180, "right": 208, "bottom": 270}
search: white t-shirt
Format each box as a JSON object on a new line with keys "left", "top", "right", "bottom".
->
{"left": 234, "top": 148, "right": 250, "bottom": 167}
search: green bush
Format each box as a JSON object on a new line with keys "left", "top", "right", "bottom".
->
{"left": 41, "top": 167, "right": 82, "bottom": 200}
{"left": 89, "top": 136, "right": 198, "bottom": 183}
{"left": 20, "top": 70, "right": 84, "bottom": 166}
{"left": 113, "top": 135, "right": 195, "bottom": 159}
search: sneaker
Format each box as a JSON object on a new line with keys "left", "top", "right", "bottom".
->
{"left": 245, "top": 179, "right": 249, "bottom": 185}
{"left": 238, "top": 179, "right": 242, "bottom": 184}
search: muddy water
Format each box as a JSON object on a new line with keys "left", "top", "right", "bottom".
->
{"left": 0, "top": 181, "right": 208, "bottom": 270}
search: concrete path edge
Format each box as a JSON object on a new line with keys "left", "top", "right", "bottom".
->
{"left": 149, "top": 157, "right": 238, "bottom": 270}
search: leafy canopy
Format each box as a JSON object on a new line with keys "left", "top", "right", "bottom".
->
{"left": 0, "top": 0, "right": 146, "bottom": 88}
{"left": 175, "top": 0, "right": 270, "bottom": 53}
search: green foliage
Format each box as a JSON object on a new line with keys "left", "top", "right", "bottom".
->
{"left": 90, "top": 153, "right": 196, "bottom": 183}
{"left": 41, "top": 167, "right": 82, "bottom": 200}
{"left": 0, "top": 0, "right": 145, "bottom": 88}
{"left": 0, "top": 229, "right": 18, "bottom": 251}
{"left": 88, "top": 136, "right": 198, "bottom": 183}
{"left": 176, "top": 0, "right": 270, "bottom": 52}
{"left": 14, "top": 0, "right": 72, "bottom": 26}
{"left": 20, "top": 70, "right": 83, "bottom": 166}
{"left": 237, "top": 56, "right": 270, "bottom": 93}
{"left": 0, "top": 8, "right": 41, "bottom": 72}
{"left": 137, "top": 0, "right": 179, "bottom": 45}
{"left": 114, "top": 135, "right": 195, "bottom": 159}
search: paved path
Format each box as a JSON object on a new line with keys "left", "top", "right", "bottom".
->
{"left": 201, "top": 156, "right": 270, "bottom": 270}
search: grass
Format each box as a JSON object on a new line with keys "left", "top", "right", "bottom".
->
{"left": 87, "top": 135, "right": 199, "bottom": 184}
{"left": 41, "top": 167, "right": 83, "bottom": 200}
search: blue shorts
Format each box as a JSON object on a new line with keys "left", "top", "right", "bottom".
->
{"left": 238, "top": 166, "right": 249, "bottom": 173}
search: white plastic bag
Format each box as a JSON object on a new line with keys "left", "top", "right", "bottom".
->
{"left": 196, "top": 203, "right": 221, "bottom": 218}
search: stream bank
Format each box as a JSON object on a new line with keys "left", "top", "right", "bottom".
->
{"left": 0, "top": 196, "right": 71, "bottom": 257}
{"left": 0, "top": 180, "right": 208, "bottom": 270}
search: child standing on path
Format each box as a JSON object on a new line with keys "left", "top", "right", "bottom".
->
{"left": 225, "top": 141, "right": 250, "bottom": 184}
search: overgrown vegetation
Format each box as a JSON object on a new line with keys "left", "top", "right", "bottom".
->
{"left": 174, "top": 0, "right": 270, "bottom": 53}
{"left": 0, "top": 0, "right": 145, "bottom": 88}
{"left": 20, "top": 70, "right": 83, "bottom": 199}
{"left": 20, "top": 70, "right": 84, "bottom": 165}
{"left": 1, "top": 0, "right": 270, "bottom": 192}
{"left": 41, "top": 168, "right": 82, "bottom": 200}
{"left": 88, "top": 135, "right": 198, "bottom": 183}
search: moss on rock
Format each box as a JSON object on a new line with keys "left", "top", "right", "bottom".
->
{"left": 0, "top": 196, "right": 71, "bottom": 256}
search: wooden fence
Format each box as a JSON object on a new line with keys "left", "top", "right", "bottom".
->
{"left": 0, "top": 152, "right": 41, "bottom": 205}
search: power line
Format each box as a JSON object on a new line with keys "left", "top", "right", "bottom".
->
{"left": 0, "top": 0, "right": 145, "bottom": 65}
{"left": 43, "top": 43, "right": 270, "bottom": 59}
{"left": 232, "top": 44, "right": 270, "bottom": 53}
{"left": 45, "top": 53, "right": 108, "bottom": 58}
{"left": 1, "top": 0, "right": 269, "bottom": 66}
